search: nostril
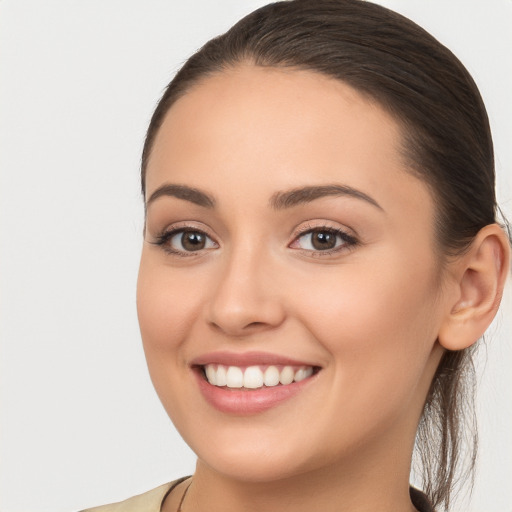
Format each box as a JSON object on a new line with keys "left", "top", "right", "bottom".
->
{"left": 246, "top": 321, "right": 266, "bottom": 329}
{"left": 208, "top": 316, "right": 283, "bottom": 336}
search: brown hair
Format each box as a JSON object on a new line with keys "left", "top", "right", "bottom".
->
{"left": 140, "top": 1, "right": 509, "bottom": 509}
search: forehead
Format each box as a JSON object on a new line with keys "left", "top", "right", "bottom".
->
{"left": 146, "top": 64, "right": 432, "bottom": 220}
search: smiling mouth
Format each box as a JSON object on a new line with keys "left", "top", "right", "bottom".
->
{"left": 200, "top": 364, "right": 319, "bottom": 389}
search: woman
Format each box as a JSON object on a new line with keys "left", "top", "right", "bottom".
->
{"left": 83, "top": 1, "right": 510, "bottom": 511}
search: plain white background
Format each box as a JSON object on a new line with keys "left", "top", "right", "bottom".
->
{"left": 0, "top": 1, "right": 510, "bottom": 511}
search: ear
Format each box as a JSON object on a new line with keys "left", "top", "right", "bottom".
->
{"left": 438, "top": 224, "right": 511, "bottom": 351}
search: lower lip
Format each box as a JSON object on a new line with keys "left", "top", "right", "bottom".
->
{"left": 194, "top": 369, "right": 317, "bottom": 415}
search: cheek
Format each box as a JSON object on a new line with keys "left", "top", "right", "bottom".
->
{"left": 292, "top": 252, "right": 442, "bottom": 391}
{"left": 289, "top": 271, "right": 441, "bottom": 449}
{"left": 136, "top": 257, "right": 204, "bottom": 354}
{"left": 136, "top": 257, "right": 202, "bottom": 422}
{"left": 320, "top": 240, "right": 437, "bottom": 327}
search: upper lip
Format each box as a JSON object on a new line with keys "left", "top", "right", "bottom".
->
{"left": 190, "top": 351, "right": 319, "bottom": 368}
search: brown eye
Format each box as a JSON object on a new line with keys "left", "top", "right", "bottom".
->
{"left": 159, "top": 229, "right": 217, "bottom": 254}
{"left": 291, "top": 227, "right": 357, "bottom": 253}
{"left": 310, "top": 230, "right": 337, "bottom": 250}
{"left": 181, "top": 231, "right": 206, "bottom": 251}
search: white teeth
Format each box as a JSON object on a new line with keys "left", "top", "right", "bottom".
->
{"left": 205, "top": 365, "right": 217, "bottom": 386}
{"left": 216, "top": 365, "right": 227, "bottom": 387}
{"left": 263, "top": 366, "right": 280, "bottom": 387}
{"left": 204, "top": 364, "right": 314, "bottom": 389}
{"left": 226, "top": 366, "right": 244, "bottom": 388}
{"left": 294, "top": 367, "right": 313, "bottom": 382}
{"left": 244, "top": 366, "right": 264, "bottom": 389}
{"left": 279, "top": 366, "right": 295, "bottom": 385}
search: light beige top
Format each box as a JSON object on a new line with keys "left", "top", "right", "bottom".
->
{"left": 80, "top": 479, "right": 185, "bottom": 512}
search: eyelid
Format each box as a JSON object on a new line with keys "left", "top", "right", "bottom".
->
{"left": 292, "top": 220, "right": 357, "bottom": 239}
{"left": 289, "top": 221, "right": 359, "bottom": 255}
{"left": 148, "top": 221, "right": 219, "bottom": 256}
{"left": 147, "top": 219, "right": 359, "bottom": 257}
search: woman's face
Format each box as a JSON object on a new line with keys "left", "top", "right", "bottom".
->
{"left": 137, "top": 65, "right": 448, "bottom": 482}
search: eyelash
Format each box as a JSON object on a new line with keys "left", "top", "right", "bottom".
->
{"left": 150, "top": 223, "right": 359, "bottom": 257}
{"left": 290, "top": 224, "right": 359, "bottom": 256}
{"left": 151, "top": 225, "right": 218, "bottom": 257}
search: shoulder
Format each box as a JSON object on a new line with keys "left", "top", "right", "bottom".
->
{"left": 80, "top": 479, "right": 187, "bottom": 512}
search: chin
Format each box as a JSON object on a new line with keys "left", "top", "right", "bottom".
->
{"left": 197, "top": 447, "right": 319, "bottom": 484}
{"left": 179, "top": 419, "right": 338, "bottom": 484}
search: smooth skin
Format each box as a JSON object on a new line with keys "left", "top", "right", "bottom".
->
{"left": 137, "top": 65, "right": 510, "bottom": 512}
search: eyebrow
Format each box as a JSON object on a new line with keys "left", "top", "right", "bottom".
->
{"left": 269, "top": 184, "right": 383, "bottom": 211}
{"left": 146, "top": 184, "right": 215, "bottom": 208}
{"left": 145, "top": 183, "right": 383, "bottom": 212}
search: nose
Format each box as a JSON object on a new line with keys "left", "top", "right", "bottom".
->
{"left": 206, "top": 243, "right": 286, "bottom": 337}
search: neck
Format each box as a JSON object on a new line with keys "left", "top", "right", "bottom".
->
{"left": 181, "top": 440, "right": 418, "bottom": 512}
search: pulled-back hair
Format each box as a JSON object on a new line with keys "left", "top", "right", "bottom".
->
{"left": 141, "top": 1, "right": 508, "bottom": 509}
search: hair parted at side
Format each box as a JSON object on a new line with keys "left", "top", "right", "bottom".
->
{"left": 141, "top": 1, "right": 507, "bottom": 509}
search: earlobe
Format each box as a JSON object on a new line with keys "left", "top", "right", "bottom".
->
{"left": 438, "top": 224, "right": 511, "bottom": 351}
